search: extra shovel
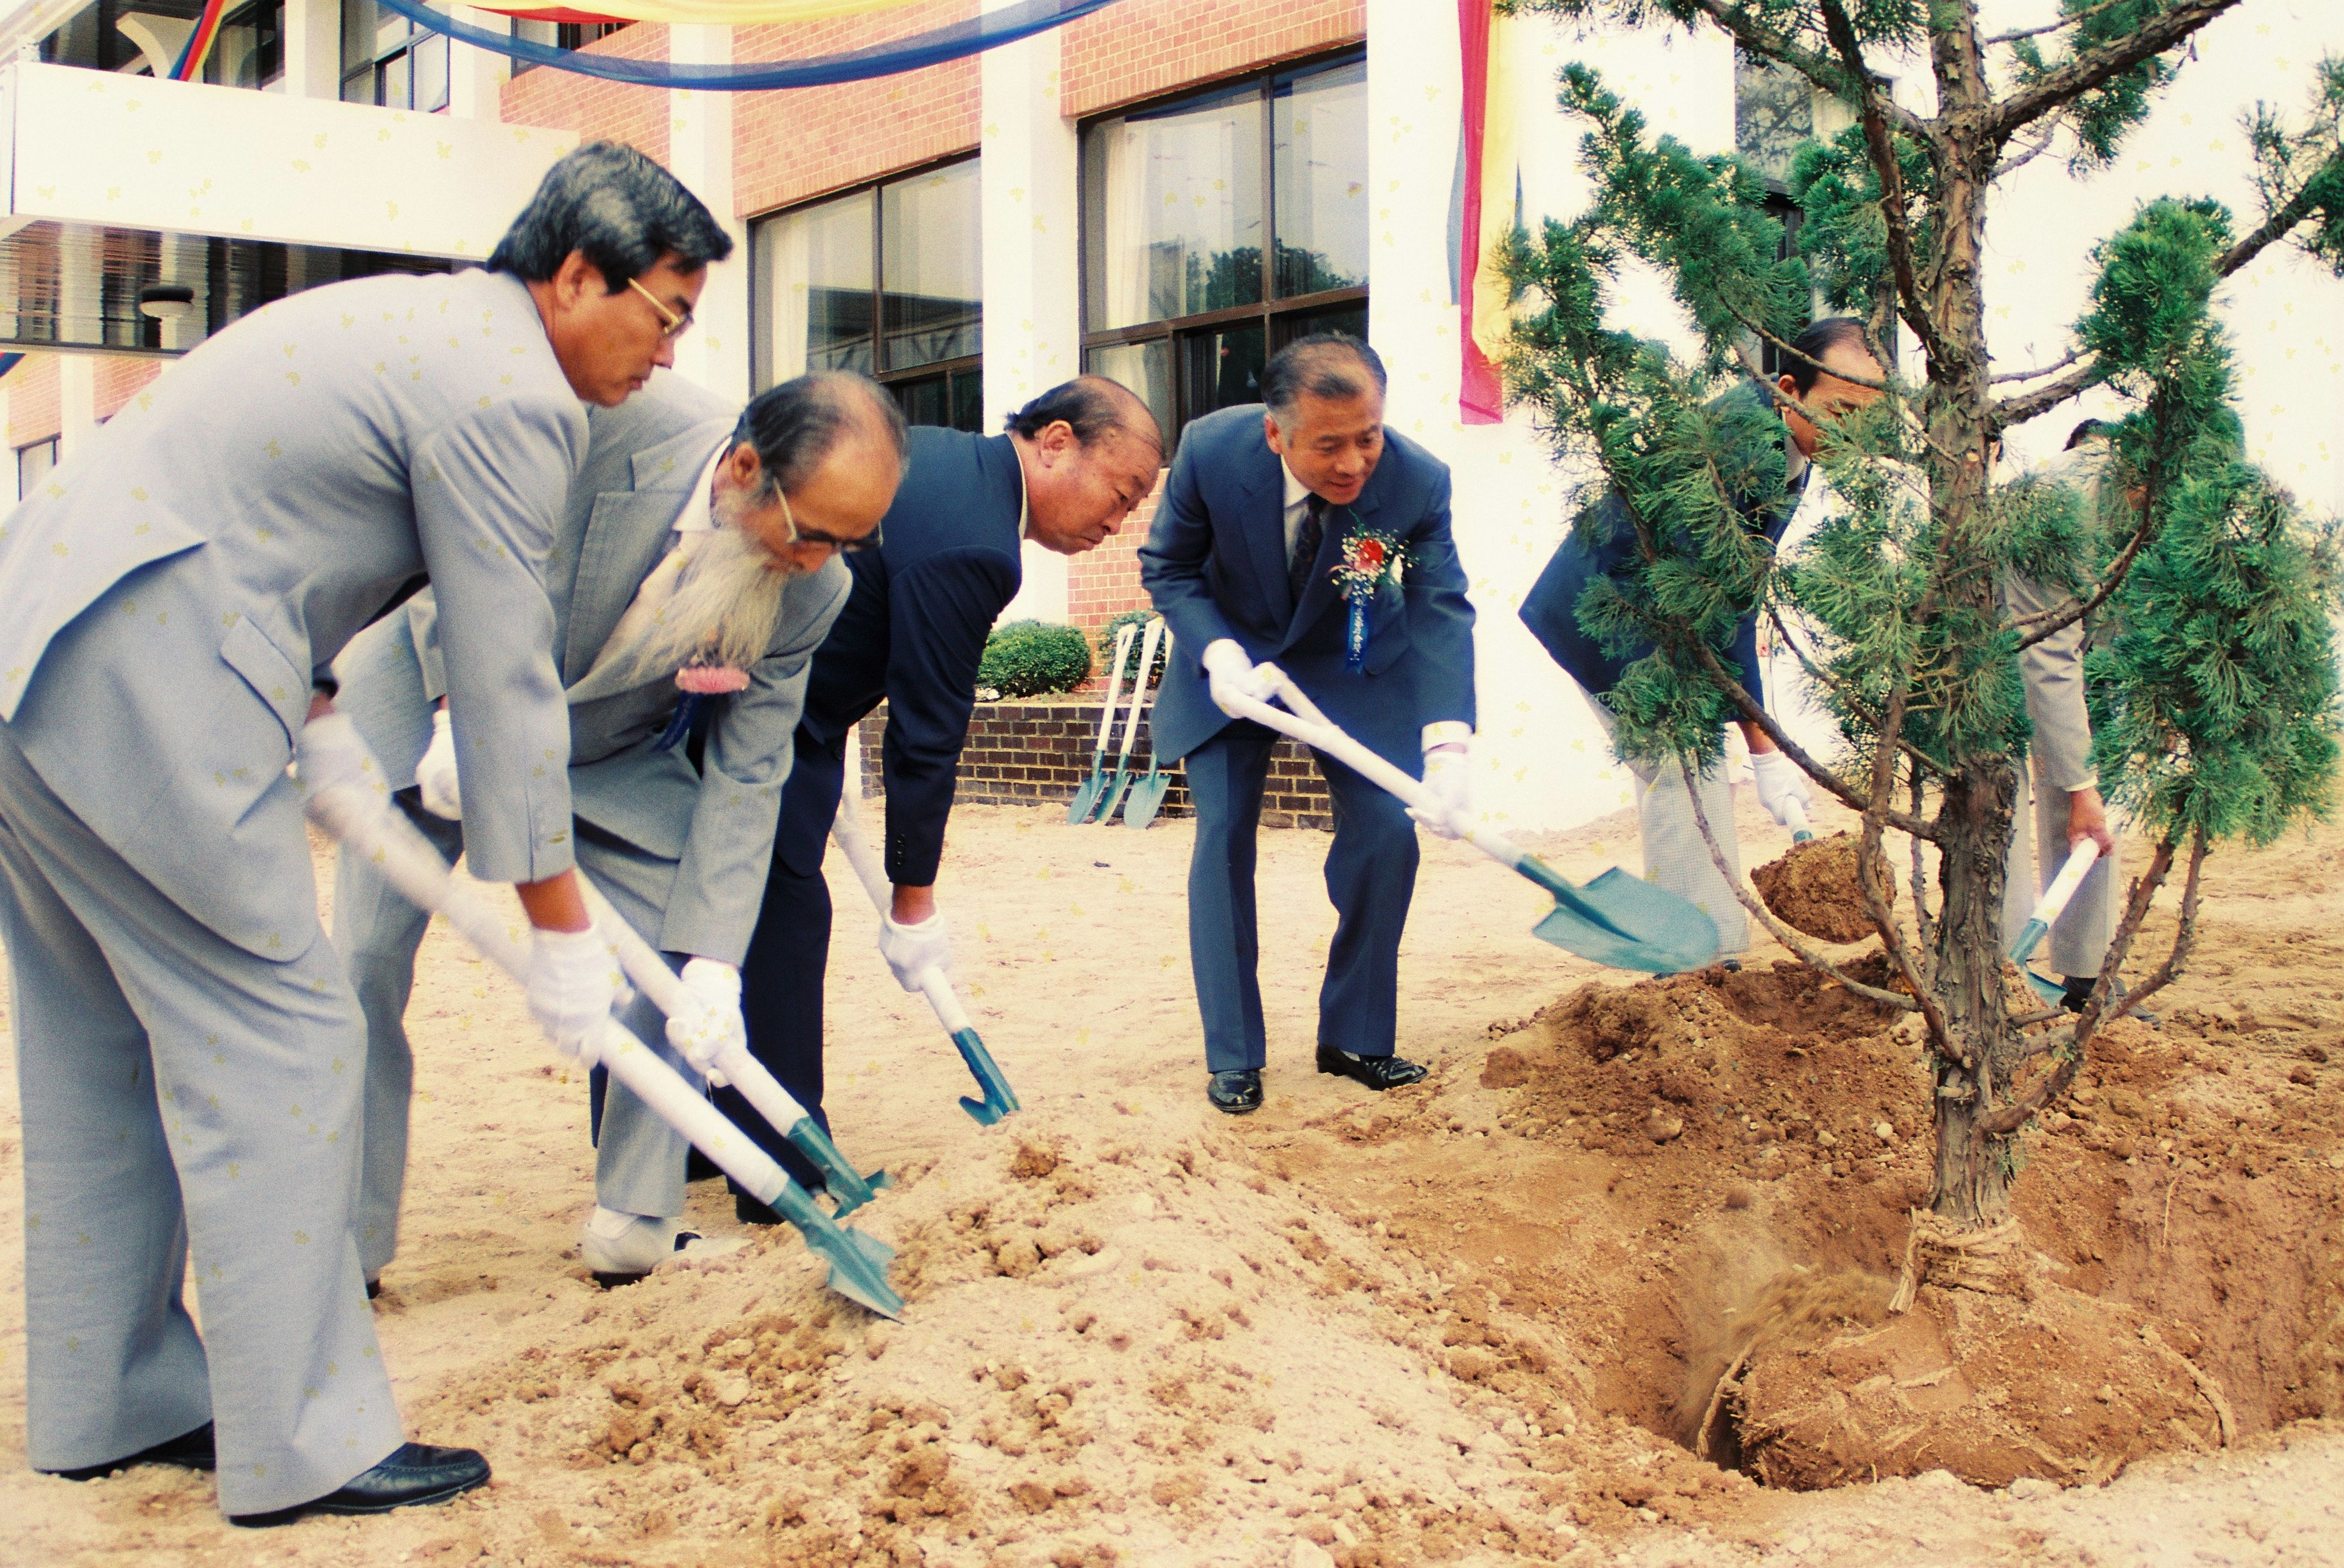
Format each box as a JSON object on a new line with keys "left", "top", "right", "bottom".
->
{"left": 1122, "top": 625, "right": 1177, "bottom": 831}
{"left": 1067, "top": 621, "right": 1137, "bottom": 824}
{"left": 1094, "top": 617, "right": 1164, "bottom": 826}
{"left": 303, "top": 775, "right": 904, "bottom": 1320}
{"left": 2008, "top": 842, "right": 2100, "bottom": 1006}
{"left": 1222, "top": 669, "right": 1723, "bottom": 974}
{"left": 832, "top": 777, "right": 1021, "bottom": 1125}
{"left": 576, "top": 876, "right": 891, "bottom": 1219}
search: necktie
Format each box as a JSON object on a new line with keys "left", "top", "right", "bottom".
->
{"left": 1288, "top": 493, "right": 1326, "bottom": 606}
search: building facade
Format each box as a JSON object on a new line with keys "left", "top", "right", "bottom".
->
{"left": 3, "top": 0, "right": 2336, "bottom": 835}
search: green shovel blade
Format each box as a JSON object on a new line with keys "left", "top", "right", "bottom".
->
{"left": 772, "top": 1182, "right": 904, "bottom": 1320}
{"left": 1065, "top": 768, "right": 1107, "bottom": 823}
{"left": 1094, "top": 767, "right": 1136, "bottom": 825}
{"left": 781, "top": 1116, "right": 891, "bottom": 1218}
{"left": 1525, "top": 864, "right": 1722, "bottom": 974}
{"left": 1122, "top": 768, "right": 1172, "bottom": 828}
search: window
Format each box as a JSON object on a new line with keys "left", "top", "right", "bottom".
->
{"left": 751, "top": 159, "right": 984, "bottom": 433}
{"left": 42, "top": 0, "right": 280, "bottom": 85}
{"left": 511, "top": 18, "right": 627, "bottom": 73}
{"left": 205, "top": 0, "right": 283, "bottom": 89}
{"left": 17, "top": 438, "right": 58, "bottom": 501}
{"left": 341, "top": 0, "right": 448, "bottom": 111}
{"left": 1079, "top": 50, "right": 1368, "bottom": 447}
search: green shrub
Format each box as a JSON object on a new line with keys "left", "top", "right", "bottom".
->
{"left": 978, "top": 620, "right": 1093, "bottom": 698}
{"left": 1097, "top": 609, "right": 1169, "bottom": 686}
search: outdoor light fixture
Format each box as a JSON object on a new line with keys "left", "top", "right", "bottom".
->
{"left": 138, "top": 284, "right": 196, "bottom": 321}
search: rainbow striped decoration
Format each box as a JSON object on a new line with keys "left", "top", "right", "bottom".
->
{"left": 169, "top": 0, "right": 232, "bottom": 80}
{"left": 1456, "top": 0, "right": 1521, "bottom": 426}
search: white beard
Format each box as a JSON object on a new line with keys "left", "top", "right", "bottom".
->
{"left": 612, "top": 505, "right": 795, "bottom": 687}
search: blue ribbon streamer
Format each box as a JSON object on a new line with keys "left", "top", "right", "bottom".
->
{"left": 374, "top": 0, "right": 1116, "bottom": 91}
{"left": 1344, "top": 596, "right": 1368, "bottom": 673}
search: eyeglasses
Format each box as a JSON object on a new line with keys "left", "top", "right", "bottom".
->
{"left": 627, "top": 276, "right": 695, "bottom": 341}
{"left": 774, "top": 485, "right": 880, "bottom": 555}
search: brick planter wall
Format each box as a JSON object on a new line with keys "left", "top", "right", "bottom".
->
{"left": 856, "top": 698, "right": 1335, "bottom": 831}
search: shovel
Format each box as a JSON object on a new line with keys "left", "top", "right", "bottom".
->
{"left": 1094, "top": 617, "right": 1164, "bottom": 826}
{"left": 1067, "top": 621, "right": 1137, "bottom": 823}
{"left": 832, "top": 777, "right": 1021, "bottom": 1125}
{"left": 2008, "top": 841, "right": 2099, "bottom": 1005}
{"left": 1222, "top": 668, "right": 1722, "bottom": 974}
{"left": 303, "top": 773, "right": 904, "bottom": 1320}
{"left": 1122, "top": 625, "right": 1177, "bottom": 829}
{"left": 576, "top": 876, "right": 891, "bottom": 1219}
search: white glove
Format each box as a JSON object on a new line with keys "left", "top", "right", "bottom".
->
{"left": 1410, "top": 745, "right": 1473, "bottom": 839}
{"left": 664, "top": 957, "right": 744, "bottom": 1087}
{"left": 527, "top": 926, "right": 621, "bottom": 1067}
{"left": 294, "top": 710, "right": 377, "bottom": 804}
{"left": 1751, "top": 747, "right": 1814, "bottom": 828}
{"left": 877, "top": 911, "right": 951, "bottom": 993}
{"left": 416, "top": 707, "right": 463, "bottom": 821}
{"left": 1200, "top": 638, "right": 1273, "bottom": 718}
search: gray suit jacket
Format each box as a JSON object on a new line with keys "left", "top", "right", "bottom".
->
{"left": 0, "top": 268, "right": 585, "bottom": 961}
{"left": 335, "top": 372, "right": 850, "bottom": 963}
{"left": 2003, "top": 443, "right": 2111, "bottom": 794}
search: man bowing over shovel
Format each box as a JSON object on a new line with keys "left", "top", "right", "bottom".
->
{"left": 1141, "top": 335, "right": 1477, "bottom": 1115}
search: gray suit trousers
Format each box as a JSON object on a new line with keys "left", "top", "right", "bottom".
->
{"left": 0, "top": 725, "right": 403, "bottom": 1516}
{"left": 2000, "top": 755, "right": 2118, "bottom": 980}
{"left": 1591, "top": 708, "right": 1751, "bottom": 956}
{"left": 333, "top": 811, "right": 702, "bottom": 1268}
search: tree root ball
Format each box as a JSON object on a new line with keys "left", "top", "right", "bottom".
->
{"left": 1714, "top": 1275, "right": 2230, "bottom": 1490}
{"left": 1751, "top": 832, "right": 1892, "bottom": 944}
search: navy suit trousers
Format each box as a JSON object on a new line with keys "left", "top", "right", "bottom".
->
{"left": 1184, "top": 720, "right": 1419, "bottom": 1072}
{"left": 724, "top": 850, "right": 834, "bottom": 1197}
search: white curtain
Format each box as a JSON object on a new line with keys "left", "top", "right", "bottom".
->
{"left": 761, "top": 207, "right": 813, "bottom": 382}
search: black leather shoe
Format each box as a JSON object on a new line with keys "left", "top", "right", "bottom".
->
{"left": 44, "top": 1421, "right": 215, "bottom": 1480}
{"left": 1207, "top": 1068, "right": 1263, "bottom": 1115}
{"left": 230, "top": 1442, "right": 490, "bottom": 1528}
{"left": 1316, "top": 1046, "right": 1428, "bottom": 1090}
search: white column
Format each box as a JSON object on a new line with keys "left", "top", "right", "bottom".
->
{"left": 447, "top": 7, "right": 509, "bottom": 123}
{"left": 667, "top": 26, "right": 749, "bottom": 404}
{"left": 980, "top": 8, "right": 1078, "bottom": 625}
{"left": 281, "top": 0, "right": 340, "bottom": 101}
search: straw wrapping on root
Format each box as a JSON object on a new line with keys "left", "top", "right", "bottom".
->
{"left": 1887, "top": 1210, "right": 2030, "bottom": 1312}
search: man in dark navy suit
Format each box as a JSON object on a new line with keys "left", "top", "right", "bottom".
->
{"left": 728, "top": 377, "right": 1162, "bottom": 1213}
{"left": 1141, "top": 335, "right": 1477, "bottom": 1115}
{"left": 1516, "top": 318, "right": 1882, "bottom": 953}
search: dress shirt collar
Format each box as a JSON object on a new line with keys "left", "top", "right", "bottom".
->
{"left": 672, "top": 436, "right": 733, "bottom": 534}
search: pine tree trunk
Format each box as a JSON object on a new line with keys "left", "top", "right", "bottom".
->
{"left": 1927, "top": 767, "right": 2022, "bottom": 1225}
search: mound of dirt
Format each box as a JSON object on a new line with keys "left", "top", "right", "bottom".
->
{"left": 410, "top": 1109, "right": 1594, "bottom": 1567}
{"left": 1751, "top": 832, "right": 1890, "bottom": 943}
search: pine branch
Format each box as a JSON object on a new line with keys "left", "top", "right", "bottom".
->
{"left": 1990, "top": 346, "right": 2086, "bottom": 383}
{"left": 1988, "top": 0, "right": 2246, "bottom": 145}
{"left": 1819, "top": 0, "right": 1954, "bottom": 370}
{"left": 1981, "top": 0, "right": 2137, "bottom": 48}
{"left": 1765, "top": 605, "right": 1952, "bottom": 774}
{"left": 1675, "top": 0, "right": 1934, "bottom": 143}
{"left": 1676, "top": 756, "right": 1933, "bottom": 1021}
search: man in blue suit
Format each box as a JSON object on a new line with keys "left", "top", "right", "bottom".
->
{"left": 1141, "top": 335, "right": 1477, "bottom": 1115}
{"left": 729, "top": 377, "right": 1162, "bottom": 1213}
{"left": 1516, "top": 318, "right": 1881, "bottom": 953}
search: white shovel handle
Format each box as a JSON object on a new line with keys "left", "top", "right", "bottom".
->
{"left": 1112, "top": 618, "right": 1165, "bottom": 760}
{"left": 573, "top": 873, "right": 816, "bottom": 1142}
{"left": 303, "top": 783, "right": 799, "bottom": 1207}
{"left": 831, "top": 769, "right": 975, "bottom": 1038}
{"left": 1092, "top": 622, "right": 1137, "bottom": 752}
{"left": 2029, "top": 840, "right": 2101, "bottom": 930}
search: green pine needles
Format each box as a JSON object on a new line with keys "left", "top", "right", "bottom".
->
{"left": 1499, "top": 0, "right": 2343, "bottom": 1227}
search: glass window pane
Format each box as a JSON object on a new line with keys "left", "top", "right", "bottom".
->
{"left": 415, "top": 33, "right": 448, "bottom": 112}
{"left": 378, "top": 50, "right": 409, "bottom": 110}
{"left": 1082, "top": 85, "right": 1265, "bottom": 331}
{"left": 1178, "top": 321, "right": 1263, "bottom": 431}
{"left": 754, "top": 191, "right": 875, "bottom": 383}
{"left": 880, "top": 161, "right": 981, "bottom": 372}
{"left": 892, "top": 374, "right": 951, "bottom": 430}
{"left": 1272, "top": 58, "right": 1368, "bottom": 298}
{"left": 341, "top": 0, "right": 376, "bottom": 76}
{"left": 949, "top": 367, "right": 984, "bottom": 434}
{"left": 1273, "top": 301, "right": 1368, "bottom": 353}
{"left": 375, "top": 8, "right": 412, "bottom": 55}
{"left": 1085, "top": 339, "right": 1171, "bottom": 447}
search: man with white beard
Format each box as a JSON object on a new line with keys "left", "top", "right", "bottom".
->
{"left": 329, "top": 369, "right": 904, "bottom": 1285}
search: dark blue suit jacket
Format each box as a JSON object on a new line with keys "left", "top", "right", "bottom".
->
{"left": 1140, "top": 405, "right": 1477, "bottom": 770}
{"left": 1518, "top": 382, "right": 1800, "bottom": 703}
{"left": 773, "top": 425, "right": 1024, "bottom": 885}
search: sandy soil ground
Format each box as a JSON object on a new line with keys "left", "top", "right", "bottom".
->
{"left": 2, "top": 785, "right": 2339, "bottom": 1566}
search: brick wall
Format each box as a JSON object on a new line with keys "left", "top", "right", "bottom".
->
{"left": 7, "top": 355, "right": 59, "bottom": 447}
{"left": 1060, "top": 0, "right": 1365, "bottom": 118}
{"left": 501, "top": 25, "right": 670, "bottom": 160}
{"left": 858, "top": 698, "right": 1334, "bottom": 830}
{"left": 94, "top": 356, "right": 164, "bottom": 421}
{"left": 734, "top": 0, "right": 980, "bottom": 216}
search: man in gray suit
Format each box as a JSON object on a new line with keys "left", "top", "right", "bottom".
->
{"left": 0, "top": 143, "right": 728, "bottom": 1524}
{"left": 331, "top": 370, "right": 902, "bottom": 1286}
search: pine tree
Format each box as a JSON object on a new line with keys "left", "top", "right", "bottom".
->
{"left": 1499, "top": 1, "right": 2343, "bottom": 1234}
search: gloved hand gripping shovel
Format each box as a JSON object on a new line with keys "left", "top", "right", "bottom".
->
{"left": 1220, "top": 669, "right": 1723, "bottom": 974}
{"left": 2008, "top": 842, "right": 2100, "bottom": 1005}
{"left": 574, "top": 876, "right": 891, "bottom": 1218}
{"left": 1094, "top": 617, "right": 1164, "bottom": 826}
{"left": 302, "top": 773, "right": 904, "bottom": 1320}
{"left": 832, "top": 780, "right": 1021, "bottom": 1124}
{"left": 1067, "top": 621, "right": 1138, "bottom": 823}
